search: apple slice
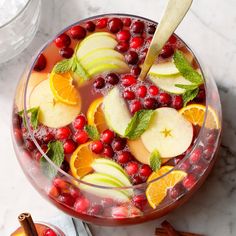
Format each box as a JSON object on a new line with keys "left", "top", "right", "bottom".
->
{"left": 29, "top": 80, "right": 81, "bottom": 128}
{"left": 103, "top": 87, "right": 131, "bottom": 136}
{"left": 80, "top": 173, "right": 130, "bottom": 202}
{"left": 149, "top": 62, "right": 180, "bottom": 77}
{"left": 141, "top": 108, "right": 193, "bottom": 158}
{"left": 82, "top": 32, "right": 116, "bottom": 41}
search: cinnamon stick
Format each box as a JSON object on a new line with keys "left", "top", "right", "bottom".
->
{"left": 161, "top": 220, "right": 181, "bottom": 236}
{"left": 155, "top": 227, "right": 204, "bottom": 236}
{"left": 18, "top": 213, "right": 38, "bottom": 236}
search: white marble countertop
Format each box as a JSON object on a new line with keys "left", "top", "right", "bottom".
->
{"left": 0, "top": 0, "right": 236, "bottom": 235}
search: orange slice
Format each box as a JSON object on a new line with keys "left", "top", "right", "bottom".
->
{"left": 50, "top": 72, "right": 80, "bottom": 105}
{"left": 87, "top": 97, "right": 108, "bottom": 132}
{"left": 179, "top": 104, "right": 220, "bottom": 129}
{"left": 146, "top": 166, "right": 187, "bottom": 209}
{"left": 70, "top": 142, "right": 97, "bottom": 178}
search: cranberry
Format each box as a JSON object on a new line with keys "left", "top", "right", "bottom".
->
{"left": 116, "top": 30, "right": 130, "bottom": 42}
{"left": 54, "top": 33, "right": 71, "bottom": 48}
{"left": 117, "top": 151, "right": 132, "bottom": 164}
{"left": 130, "top": 100, "right": 142, "bottom": 114}
{"left": 73, "top": 115, "right": 87, "bottom": 130}
{"left": 206, "top": 131, "right": 217, "bottom": 144}
{"left": 74, "top": 197, "right": 90, "bottom": 213}
{"left": 169, "top": 184, "right": 184, "bottom": 199}
{"left": 130, "top": 37, "right": 144, "bottom": 49}
{"left": 123, "top": 90, "right": 135, "bottom": 100}
{"left": 58, "top": 193, "right": 75, "bottom": 207}
{"left": 174, "top": 155, "right": 185, "bottom": 165}
{"left": 85, "top": 21, "right": 96, "bottom": 32}
{"left": 43, "top": 132, "right": 54, "bottom": 143}
{"left": 56, "top": 127, "right": 71, "bottom": 140}
{"left": 34, "top": 54, "right": 47, "bottom": 71}
{"left": 63, "top": 139, "right": 76, "bottom": 154}
{"left": 101, "top": 129, "right": 115, "bottom": 144}
{"left": 69, "top": 187, "right": 81, "bottom": 199}
{"left": 192, "top": 161, "right": 207, "bottom": 175}
{"left": 131, "top": 66, "right": 141, "bottom": 76}
{"left": 137, "top": 85, "right": 147, "bottom": 98}
{"left": 88, "top": 204, "right": 103, "bottom": 215}
{"left": 123, "top": 17, "right": 131, "bottom": 26}
{"left": 34, "top": 151, "right": 42, "bottom": 161}
{"left": 48, "top": 185, "right": 59, "bottom": 198}
{"left": 113, "top": 137, "right": 126, "bottom": 151}
{"left": 103, "top": 145, "right": 114, "bottom": 158}
{"left": 168, "top": 35, "right": 177, "bottom": 45}
{"left": 102, "top": 198, "right": 114, "bottom": 207}
{"left": 91, "top": 140, "right": 104, "bottom": 154}
{"left": 93, "top": 77, "right": 105, "bottom": 89}
{"left": 147, "top": 24, "right": 156, "bottom": 34}
{"left": 13, "top": 114, "right": 22, "bottom": 128}
{"left": 96, "top": 18, "right": 108, "bottom": 28}
{"left": 59, "top": 47, "right": 74, "bottom": 58}
{"left": 160, "top": 45, "right": 174, "bottom": 58}
{"left": 111, "top": 206, "right": 128, "bottom": 218}
{"left": 108, "top": 18, "right": 123, "bottom": 33}
{"left": 74, "top": 130, "right": 88, "bottom": 144}
{"left": 44, "top": 228, "right": 57, "bottom": 236}
{"left": 179, "top": 161, "right": 191, "bottom": 171}
{"left": 125, "top": 51, "right": 139, "bottom": 65}
{"left": 189, "top": 146, "right": 203, "bottom": 164}
{"left": 159, "top": 92, "right": 171, "bottom": 106}
{"left": 132, "top": 176, "right": 143, "bottom": 184}
{"left": 139, "top": 164, "right": 152, "bottom": 178}
{"left": 172, "top": 95, "right": 183, "bottom": 109}
{"left": 144, "top": 97, "right": 158, "bottom": 110}
{"left": 131, "top": 21, "right": 144, "bottom": 34}
{"left": 116, "top": 42, "right": 129, "bottom": 52}
{"left": 149, "top": 85, "right": 159, "bottom": 96}
{"left": 25, "top": 139, "right": 35, "bottom": 151}
{"left": 182, "top": 174, "right": 197, "bottom": 190}
{"left": 203, "top": 145, "right": 215, "bottom": 160}
{"left": 53, "top": 178, "right": 68, "bottom": 189}
{"left": 60, "top": 160, "right": 70, "bottom": 172}
{"left": 121, "top": 74, "right": 137, "bottom": 87}
{"left": 132, "top": 194, "right": 147, "bottom": 210}
{"left": 70, "top": 25, "right": 86, "bottom": 40}
{"left": 195, "top": 89, "right": 206, "bottom": 102}
{"left": 125, "top": 162, "right": 139, "bottom": 175}
{"left": 106, "top": 73, "right": 119, "bottom": 85}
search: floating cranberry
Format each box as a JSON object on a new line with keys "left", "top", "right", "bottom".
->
{"left": 74, "top": 130, "right": 88, "bottom": 144}
{"left": 48, "top": 185, "right": 59, "bottom": 198}
{"left": 54, "top": 33, "right": 71, "bottom": 48}
{"left": 88, "top": 204, "right": 103, "bottom": 215}
{"left": 149, "top": 85, "right": 159, "bottom": 96}
{"left": 192, "top": 161, "right": 206, "bottom": 175}
{"left": 69, "top": 187, "right": 81, "bottom": 199}
{"left": 125, "top": 51, "right": 139, "bottom": 65}
{"left": 160, "top": 45, "right": 174, "bottom": 58}
{"left": 73, "top": 115, "right": 87, "bottom": 130}
{"left": 103, "top": 145, "right": 114, "bottom": 158}
{"left": 189, "top": 146, "right": 203, "bottom": 164}
{"left": 168, "top": 35, "right": 177, "bottom": 45}
{"left": 206, "top": 131, "right": 217, "bottom": 145}
{"left": 131, "top": 66, "right": 141, "bottom": 76}
{"left": 179, "top": 160, "right": 191, "bottom": 171}
{"left": 123, "top": 90, "right": 135, "bottom": 100}
{"left": 70, "top": 25, "right": 86, "bottom": 40}
{"left": 144, "top": 97, "right": 158, "bottom": 110}
{"left": 59, "top": 47, "right": 74, "bottom": 58}
{"left": 108, "top": 18, "right": 123, "bottom": 33}
{"left": 137, "top": 85, "right": 147, "bottom": 98}
{"left": 195, "top": 89, "right": 206, "bottom": 102}
{"left": 44, "top": 228, "right": 57, "bottom": 236}
{"left": 169, "top": 184, "right": 184, "bottom": 199}
{"left": 106, "top": 73, "right": 119, "bottom": 85}
{"left": 139, "top": 164, "right": 152, "bottom": 178}
{"left": 58, "top": 193, "right": 75, "bottom": 207}
{"left": 85, "top": 21, "right": 96, "bottom": 32}
{"left": 131, "top": 21, "right": 144, "bottom": 34}
{"left": 101, "top": 129, "right": 115, "bottom": 144}
{"left": 102, "top": 198, "right": 114, "bottom": 207}
{"left": 123, "top": 17, "right": 131, "bottom": 26}
{"left": 74, "top": 197, "right": 90, "bottom": 213}
{"left": 130, "top": 37, "right": 144, "bottom": 49}
{"left": 125, "top": 162, "right": 139, "bottom": 175}
{"left": 34, "top": 151, "right": 42, "bottom": 161}
{"left": 182, "top": 174, "right": 197, "bottom": 190}
{"left": 121, "top": 74, "right": 137, "bottom": 87}
{"left": 203, "top": 145, "right": 215, "bottom": 160}
{"left": 25, "top": 139, "right": 35, "bottom": 151}
{"left": 113, "top": 137, "right": 126, "bottom": 151}
{"left": 63, "top": 139, "right": 76, "bottom": 154}
{"left": 116, "top": 42, "right": 129, "bottom": 52}
{"left": 116, "top": 30, "right": 130, "bottom": 42}
{"left": 147, "top": 24, "right": 156, "bottom": 34}
{"left": 43, "top": 132, "right": 54, "bottom": 143}
{"left": 132, "top": 194, "right": 147, "bottom": 210}
{"left": 117, "top": 151, "right": 132, "bottom": 164}
{"left": 93, "top": 77, "right": 105, "bottom": 89}
{"left": 130, "top": 100, "right": 142, "bottom": 114}
{"left": 159, "top": 92, "right": 171, "bottom": 106}
{"left": 132, "top": 175, "right": 143, "bottom": 185}
{"left": 53, "top": 178, "right": 68, "bottom": 190}
{"left": 56, "top": 127, "right": 71, "bottom": 140}
{"left": 172, "top": 95, "right": 183, "bottom": 109}
{"left": 34, "top": 54, "right": 47, "bottom": 71}
{"left": 60, "top": 160, "right": 70, "bottom": 172}
{"left": 96, "top": 18, "right": 108, "bottom": 28}
{"left": 91, "top": 140, "right": 104, "bottom": 154}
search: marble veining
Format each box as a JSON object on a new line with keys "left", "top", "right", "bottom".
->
{"left": 0, "top": 0, "right": 236, "bottom": 235}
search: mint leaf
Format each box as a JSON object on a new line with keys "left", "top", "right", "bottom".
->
{"left": 85, "top": 125, "right": 100, "bottom": 140}
{"left": 73, "top": 57, "right": 89, "bottom": 81}
{"left": 18, "top": 106, "right": 40, "bottom": 129}
{"left": 175, "top": 84, "right": 199, "bottom": 90}
{"left": 54, "top": 59, "right": 72, "bottom": 74}
{"left": 182, "top": 88, "right": 199, "bottom": 106}
{"left": 173, "top": 50, "right": 203, "bottom": 85}
{"left": 40, "top": 141, "right": 64, "bottom": 179}
{"left": 125, "top": 110, "right": 154, "bottom": 140}
{"left": 149, "top": 149, "right": 162, "bottom": 171}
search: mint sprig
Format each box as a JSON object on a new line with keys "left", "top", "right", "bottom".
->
{"left": 40, "top": 141, "right": 64, "bottom": 179}
{"left": 149, "top": 149, "right": 162, "bottom": 171}
{"left": 85, "top": 125, "right": 100, "bottom": 140}
{"left": 182, "top": 88, "right": 199, "bottom": 106}
{"left": 124, "top": 110, "right": 154, "bottom": 140}
{"left": 18, "top": 107, "right": 40, "bottom": 129}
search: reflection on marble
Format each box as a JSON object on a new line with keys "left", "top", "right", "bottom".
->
{"left": 0, "top": 0, "right": 236, "bottom": 235}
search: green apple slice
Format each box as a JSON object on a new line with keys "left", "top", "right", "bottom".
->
{"left": 149, "top": 62, "right": 180, "bottom": 77}
{"left": 149, "top": 74, "right": 192, "bottom": 94}
{"left": 103, "top": 87, "right": 131, "bottom": 136}
{"left": 82, "top": 32, "right": 116, "bottom": 41}
{"left": 80, "top": 173, "right": 130, "bottom": 202}
{"left": 141, "top": 108, "right": 193, "bottom": 158}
